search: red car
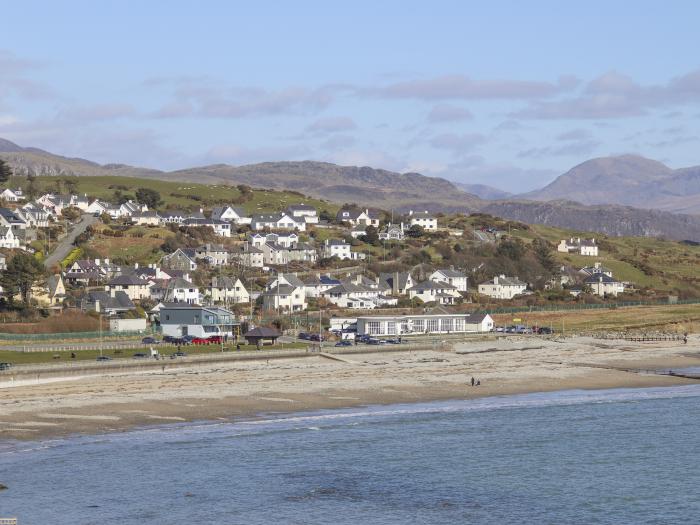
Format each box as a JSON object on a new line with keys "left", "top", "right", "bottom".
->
{"left": 191, "top": 337, "right": 211, "bottom": 345}
{"left": 207, "top": 335, "right": 224, "bottom": 344}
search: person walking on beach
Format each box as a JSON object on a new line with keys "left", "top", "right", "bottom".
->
{"left": 471, "top": 376, "right": 475, "bottom": 386}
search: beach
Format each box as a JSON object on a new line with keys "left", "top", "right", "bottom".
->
{"left": 1, "top": 335, "right": 699, "bottom": 441}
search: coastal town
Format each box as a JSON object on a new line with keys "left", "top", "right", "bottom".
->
{"left": 0, "top": 173, "right": 647, "bottom": 350}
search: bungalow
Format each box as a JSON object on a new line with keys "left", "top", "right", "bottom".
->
{"left": 321, "top": 282, "right": 395, "bottom": 310}
{"left": 131, "top": 211, "right": 161, "bottom": 226}
{"left": 160, "top": 248, "right": 198, "bottom": 272}
{"left": 478, "top": 275, "right": 527, "bottom": 299}
{"left": 430, "top": 268, "right": 468, "bottom": 292}
{"left": 558, "top": 237, "right": 599, "bottom": 257}
{"left": 585, "top": 274, "right": 625, "bottom": 297}
{"left": 408, "top": 210, "right": 437, "bottom": 231}
{"left": 209, "top": 276, "right": 250, "bottom": 305}
{"left": 158, "top": 304, "right": 239, "bottom": 338}
{"left": 336, "top": 208, "right": 381, "bottom": 228}
{"left": 579, "top": 262, "right": 613, "bottom": 278}
{"left": 409, "top": 280, "right": 461, "bottom": 305}
{"left": 159, "top": 210, "right": 188, "bottom": 224}
{"left": 285, "top": 204, "right": 318, "bottom": 225}
{"left": 86, "top": 199, "right": 110, "bottom": 215}
{"left": 322, "top": 239, "right": 351, "bottom": 259}
{"left": 356, "top": 311, "right": 494, "bottom": 336}
{"left": 250, "top": 212, "right": 306, "bottom": 232}
{"left": 379, "top": 223, "right": 405, "bottom": 241}
{"left": 211, "top": 205, "right": 251, "bottom": 225}
{"left": 105, "top": 274, "right": 151, "bottom": 301}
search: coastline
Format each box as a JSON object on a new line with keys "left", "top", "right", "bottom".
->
{"left": 1, "top": 336, "right": 700, "bottom": 442}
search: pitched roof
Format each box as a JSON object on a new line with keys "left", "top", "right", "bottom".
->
{"left": 411, "top": 280, "right": 457, "bottom": 292}
{"left": 244, "top": 327, "right": 280, "bottom": 338}
{"left": 434, "top": 268, "right": 466, "bottom": 278}
{"left": 86, "top": 290, "right": 135, "bottom": 310}
{"left": 108, "top": 274, "right": 150, "bottom": 286}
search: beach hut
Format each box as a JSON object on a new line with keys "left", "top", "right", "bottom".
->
{"left": 243, "top": 326, "right": 281, "bottom": 348}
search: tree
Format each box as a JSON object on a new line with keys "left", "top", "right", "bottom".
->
{"left": 135, "top": 188, "right": 161, "bottom": 209}
{"left": 0, "top": 159, "right": 13, "bottom": 185}
{"left": 532, "top": 238, "right": 557, "bottom": 272}
{"left": 0, "top": 252, "right": 46, "bottom": 305}
{"left": 26, "top": 172, "right": 40, "bottom": 199}
{"left": 406, "top": 224, "right": 424, "bottom": 238}
{"left": 361, "top": 225, "right": 380, "bottom": 245}
{"left": 496, "top": 238, "right": 524, "bottom": 261}
{"left": 61, "top": 206, "right": 81, "bottom": 221}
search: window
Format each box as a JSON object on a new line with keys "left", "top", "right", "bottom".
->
{"left": 413, "top": 319, "right": 424, "bottom": 332}
{"left": 454, "top": 318, "right": 464, "bottom": 332}
{"left": 427, "top": 318, "right": 439, "bottom": 333}
{"left": 441, "top": 318, "right": 453, "bottom": 332}
{"left": 366, "top": 321, "right": 381, "bottom": 335}
{"left": 387, "top": 322, "right": 396, "bottom": 335}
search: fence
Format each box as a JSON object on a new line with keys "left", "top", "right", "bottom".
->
{"left": 0, "top": 328, "right": 153, "bottom": 342}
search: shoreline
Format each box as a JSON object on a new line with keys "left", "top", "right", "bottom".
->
{"left": 1, "top": 336, "right": 700, "bottom": 442}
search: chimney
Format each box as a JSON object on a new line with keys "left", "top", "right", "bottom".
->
{"left": 95, "top": 258, "right": 100, "bottom": 266}
{"left": 393, "top": 272, "right": 400, "bottom": 295}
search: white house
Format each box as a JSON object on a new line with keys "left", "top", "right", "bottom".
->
{"left": 86, "top": 199, "right": 110, "bottom": 215}
{"left": 356, "top": 311, "right": 494, "bottom": 336}
{"left": 285, "top": 204, "right": 318, "bottom": 225}
{"left": 160, "top": 277, "right": 200, "bottom": 304}
{"left": 478, "top": 275, "right": 527, "bottom": 299}
{"left": 320, "top": 281, "right": 395, "bottom": 310}
{"left": 408, "top": 210, "right": 437, "bottom": 231}
{"left": 379, "top": 223, "right": 405, "bottom": 241}
{"left": 409, "top": 280, "right": 462, "bottom": 305}
{"left": 183, "top": 218, "right": 232, "bottom": 237}
{"left": 336, "top": 208, "right": 381, "bottom": 227}
{"left": 430, "top": 268, "right": 468, "bottom": 292}
{"left": 262, "top": 273, "right": 307, "bottom": 312}
{"left": 585, "top": 274, "right": 625, "bottom": 297}
{"left": 579, "top": 262, "right": 613, "bottom": 278}
{"left": 208, "top": 276, "right": 250, "bottom": 305}
{"left": 322, "top": 239, "right": 352, "bottom": 259}
{"left": 105, "top": 274, "right": 152, "bottom": 301}
{"left": 0, "top": 227, "right": 21, "bottom": 248}
{"left": 250, "top": 212, "right": 306, "bottom": 232}
{"left": 211, "top": 205, "right": 251, "bottom": 225}
{"left": 131, "top": 211, "right": 161, "bottom": 226}
{"left": 558, "top": 237, "right": 599, "bottom": 256}
{"left": 0, "top": 208, "right": 27, "bottom": 230}
{"left": 1, "top": 188, "right": 24, "bottom": 202}
{"left": 303, "top": 274, "right": 342, "bottom": 298}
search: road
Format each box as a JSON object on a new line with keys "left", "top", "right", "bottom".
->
{"left": 43, "top": 214, "right": 98, "bottom": 268}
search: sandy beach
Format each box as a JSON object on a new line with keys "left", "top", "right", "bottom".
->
{"left": 1, "top": 335, "right": 700, "bottom": 441}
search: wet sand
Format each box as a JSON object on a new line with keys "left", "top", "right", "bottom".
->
{"left": 1, "top": 336, "right": 699, "bottom": 441}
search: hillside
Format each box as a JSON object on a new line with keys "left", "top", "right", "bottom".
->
{"left": 523, "top": 154, "right": 700, "bottom": 214}
{"left": 454, "top": 182, "right": 512, "bottom": 200}
{"left": 6, "top": 138, "right": 700, "bottom": 240}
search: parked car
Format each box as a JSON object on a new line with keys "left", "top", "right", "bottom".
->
{"left": 172, "top": 351, "right": 188, "bottom": 357}
{"left": 96, "top": 355, "right": 112, "bottom": 362}
{"left": 356, "top": 335, "right": 372, "bottom": 344}
{"left": 191, "top": 337, "right": 211, "bottom": 345}
{"left": 366, "top": 338, "right": 385, "bottom": 345}
{"left": 537, "top": 327, "right": 554, "bottom": 335}
{"left": 298, "top": 332, "right": 310, "bottom": 340}
{"left": 309, "top": 334, "right": 326, "bottom": 342}
{"left": 0, "top": 362, "right": 13, "bottom": 370}
{"left": 132, "top": 352, "right": 148, "bottom": 359}
{"left": 334, "top": 340, "right": 352, "bottom": 347}
{"left": 181, "top": 335, "right": 195, "bottom": 344}
{"left": 385, "top": 338, "right": 402, "bottom": 344}
{"left": 207, "top": 335, "right": 224, "bottom": 344}
{"left": 162, "top": 335, "right": 181, "bottom": 343}
{"left": 142, "top": 336, "right": 160, "bottom": 345}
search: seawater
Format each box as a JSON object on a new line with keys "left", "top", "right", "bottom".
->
{"left": 2, "top": 385, "right": 700, "bottom": 524}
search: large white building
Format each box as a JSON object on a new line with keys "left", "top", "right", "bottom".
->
{"left": 429, "top": 268, "right": 468, "bottom": 292}
{"left": 408, "top": 210, "right": 437, "bottom": 231}
{"left": 558, "top": 237, "right": 599, "bottom": 256}
{"left": 478, "top": 275, "right": 527, "bottom": 299}
{"left": 356, "top": 311, "right": 494, "bottom": 336}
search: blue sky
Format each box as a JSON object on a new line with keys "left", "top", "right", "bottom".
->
{"left": 1, "top": 0, "right": 699, "bottom": 190}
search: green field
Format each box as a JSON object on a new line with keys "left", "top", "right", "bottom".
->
{"left": 9, "top": 174, "right": 339, "bottom": 215}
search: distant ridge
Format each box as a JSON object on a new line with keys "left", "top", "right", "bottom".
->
{"left": 4, "top": 137, "right": 700, "bottom": 240}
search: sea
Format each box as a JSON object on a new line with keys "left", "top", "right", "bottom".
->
{"left": 2, "top": 385, "right": 700, "bottom": 524}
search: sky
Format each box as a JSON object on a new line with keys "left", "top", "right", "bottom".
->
{"left": 1, "top": 0, "right": 700, "bottom": 191}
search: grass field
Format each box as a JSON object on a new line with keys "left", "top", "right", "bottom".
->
{"left": 492, "top": 303, "right": 700, "bottom": 334}
{"left": 8, "top": 174, "right": 339, "bottom": 215}
{"left": 0, "top": 341, "right": 308, "bottom": 365}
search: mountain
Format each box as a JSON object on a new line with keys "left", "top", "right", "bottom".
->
{"left": 482, "top": 199, "right": 700, "bottom": 241}
{"left": 454, "top": 182, "right": 512, "bottom": 200}
{"left": 523, "top": 154, "right": 700, "bottom": 214}
{"left": 4, "top": 137, "right": 700, "bottom": 240}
